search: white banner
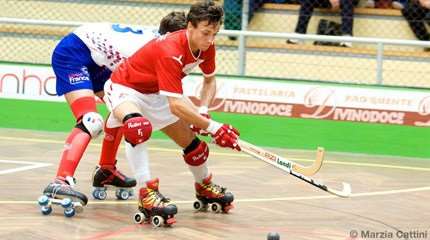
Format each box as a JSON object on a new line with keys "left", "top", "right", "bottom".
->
{"left": 1, "top": 63, "right": 429, "bottom": 126}
{"left": 183, "top": 75, "right": 430, "bottom": 113}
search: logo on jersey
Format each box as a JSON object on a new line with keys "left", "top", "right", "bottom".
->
{"left": 68, "top": 67, "right": 90, "bottom": 84}
{"left": 156, "top": 34, "right": 168, "bottom": 42}
{"left": 182, "top": 59, "right": 204, "bottom": 75}
{"left": 171, "top": 55, "right": 183, "bottom": 65}
{"left": 81, "top": 66, "right": 89, "bottom": 75}
{"left": 68, "top": 73, "right": 90, "bottom": 84}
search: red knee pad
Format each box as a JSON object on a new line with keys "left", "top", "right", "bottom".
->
{"left": 123, "top": 116, "right": 152, "bottom": 145}
{"left": 183, "top": 139, "right": 209, "bottom": 166}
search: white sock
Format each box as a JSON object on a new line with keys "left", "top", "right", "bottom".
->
{"left": 188, "top": 162, "right": 209, "bottom": 184}
{"left": 125, "top": 142, "right": 151, "bottom": 189}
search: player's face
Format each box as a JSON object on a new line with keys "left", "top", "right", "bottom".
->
{"left": 188, "top": 20, "right": 220, "bottom": 52}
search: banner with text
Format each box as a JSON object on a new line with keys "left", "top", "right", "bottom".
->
{"left": 1, "top": 63, "right": 429, "bottom": 126}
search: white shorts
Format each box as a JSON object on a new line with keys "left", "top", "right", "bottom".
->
{"left": 103, "top": 80, "right": 179, "bottom": 131}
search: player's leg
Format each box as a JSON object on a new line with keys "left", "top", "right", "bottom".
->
{"left": 104, "top": 81, "right": 177, "bottom": 225}
{"left": 41, "top": 33, "right": 103, "bottom": 207}
{"left": 161, "top": 120, "right": 234, "bottom": 213}
{"left": 91, "top": 76, "right": 137, "bottom": 200}
{"left": 43, "top": 89, "right": 103, "bottom": 206}
{"left": 92, "top": 113, "right": 137, "bottom": 200}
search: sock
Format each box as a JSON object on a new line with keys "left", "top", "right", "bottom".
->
{"left": 125, "top": 142, "right": 151, "bottom": 189}
{"left": 56, "top": 127, "right": 91, "bottom": 178}
{"left": 98, "top": 122, "right": 122, "bottom": 167}
{"left": 188, "top": 163, "right": 209, "bottom": 184}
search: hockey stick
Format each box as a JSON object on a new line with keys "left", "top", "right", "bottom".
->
{"left": 238, "top": 139, "right": 324, "bottom": 176}
{"left": 238, "top": 140, "right": 351, "bottom": 198}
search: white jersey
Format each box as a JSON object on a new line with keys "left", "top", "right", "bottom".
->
{"left": 73, "top": 23, "right": 159, "bottom": 71}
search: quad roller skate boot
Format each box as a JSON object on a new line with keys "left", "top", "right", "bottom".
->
{"left": 133, "top": 178, "right": 177, "bottom": 227}
{"left": 193, "top": 174, "right": 234, "bottom": 213}
{"left": 38, "top": 176, "right": 87, "bottom": 217}
{"left": 92, "top": 164, "right": 136, "bottom": 200}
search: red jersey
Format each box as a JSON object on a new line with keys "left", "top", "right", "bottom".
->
{"left": 111, "top": 29, "right": 216, "bottom": 97}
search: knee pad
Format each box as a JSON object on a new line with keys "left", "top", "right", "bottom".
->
{"left": 123, "top": 113, "right": 152, "bottom": 145}
{"left": 183, "top": 138, "right": 209, "bottom": 166}
{"left": 76, "top": 112, "right": 104, "bottom": 138}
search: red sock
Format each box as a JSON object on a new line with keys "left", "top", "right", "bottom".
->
{"left": 56, "top": 127, "right": 91, "bottom": 177}
{"left": 98, "top": 123, "right": 123, "bottom": 167}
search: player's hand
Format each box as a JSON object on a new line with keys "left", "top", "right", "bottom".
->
{"left": 207, "top": 121, "right": 241, "bottom": 151}
{"left": 190, "top": 106, "right": 211, "bottom": 136}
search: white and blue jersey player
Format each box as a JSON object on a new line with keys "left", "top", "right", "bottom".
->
{"left": 53, "top": 23, "right": 159, "bottom": 96}
{"left": 40, "top": 12, "right": 187, "bottom": 211}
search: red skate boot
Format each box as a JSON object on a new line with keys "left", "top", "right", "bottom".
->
{"left": 133, "top": 178, "right": 177, "bottom": 227}
{"left": 193, "top": 174, "right": 234, "bottom": 213}
{"left": 92, "top": 163, "right": 136, "bottom": 200}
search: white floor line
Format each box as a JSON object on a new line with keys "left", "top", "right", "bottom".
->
{"left": 0, "top": 159, "right": 51, "bottom": 175}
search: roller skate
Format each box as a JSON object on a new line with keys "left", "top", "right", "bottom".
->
{"left": 38, "top": 176, "right": 87, "bottom": 217}
{"left": 133, "top": 178, "right": 177, "bottom": 227}
{"left": 91, "top": 164, "right": 136, "bottom": 200}
{"left": 193, "top": 174, "right": 234, "bottom": 213}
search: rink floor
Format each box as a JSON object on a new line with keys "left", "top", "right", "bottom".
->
{"left": 0, "top": 128, "right": 429, "bottom": 240}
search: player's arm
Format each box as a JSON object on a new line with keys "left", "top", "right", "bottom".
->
{"left": 198, "top": 75, "right": 216, "bottom": 113}
{"left": 157, "top": 50, "right": 240, "bottom": 150}
{"left": 167, "top": 96, "right": 240, "bottom": 151}
{"left": 198, "top": 44, "right": 217, "bottom": 114}
{"left": 167, "top": 96, "right": 210, "bottom": 129}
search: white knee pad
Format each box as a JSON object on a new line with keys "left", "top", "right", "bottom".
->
{"left": 81, "top": 112, "right": 104, "bottom": 138}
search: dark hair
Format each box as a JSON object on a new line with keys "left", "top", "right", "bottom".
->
{"left": 158, "top": 11, "right": 187, "bottom": 35}
{"left": 186, "top": 1, "right": 224, "bottom": 28}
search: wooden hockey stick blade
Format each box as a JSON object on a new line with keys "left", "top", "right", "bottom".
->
{"left": 292, "top": 147, "right": 324, "bottom": 176}
{"left": 327, "top": 182, "right": 352, "bottom": 198}
{"left": 238, "top": 139, "right": 323, "bottom": 176}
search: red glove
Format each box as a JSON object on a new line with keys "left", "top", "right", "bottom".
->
{"left": 190, "top": 106, "right": 211, "bottom": 136}
{"left": 207, "top": 121, "right": 241, "bottom": 151}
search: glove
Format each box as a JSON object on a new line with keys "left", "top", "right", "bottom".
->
{"left": 206, "top": 120, "right": 241, "bottom": 151}
{"left": 190, "top": 106, "right": 211, "bottom": 136}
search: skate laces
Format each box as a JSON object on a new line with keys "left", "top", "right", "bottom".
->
{"left": 201, "top": 182, "right": 226, "bottom": 195}
{"left": 143, "top": 188, "right": 171, "bottom": 208}
{"left": 49, "top": 176, "right": 75, "bottom": 198}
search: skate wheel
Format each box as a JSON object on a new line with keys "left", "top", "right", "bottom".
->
{"left": 116, "top": 189, "right": 130, "bottom": 200}
{"left": 93, "top": 190, "right": 107, "bottom": 200}
{"left": 74, "top": 202, "right": 84, "bottom": 213}
{"left": 41, "top": 205, "right": 52, "bottom": 215}
{"left": 211, "top": 202, "right": 222, "bottom": 213}
{"left": 134, "top": 212, "right": 145, "bottom": 224}
{"left": 38, "top": 195, "right": 50, "bottom": 206}
{"left": 64, "top": 207, "right": 75, "bottom": 217}
{"left": 193, "top": 200, "right": 202, "bottom": 210}
{"left": 151, "top": 215, "right": 163, "bottom": 227}
{"left": 61, "top": 198, "right": 73, "bottom": 208}
{"left": 193, "top": 200, "right": 208, "bottom": 211}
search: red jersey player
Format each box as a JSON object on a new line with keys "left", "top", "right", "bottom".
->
{"left": 103, "top": 1, "right": 240, "bottom": 227}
